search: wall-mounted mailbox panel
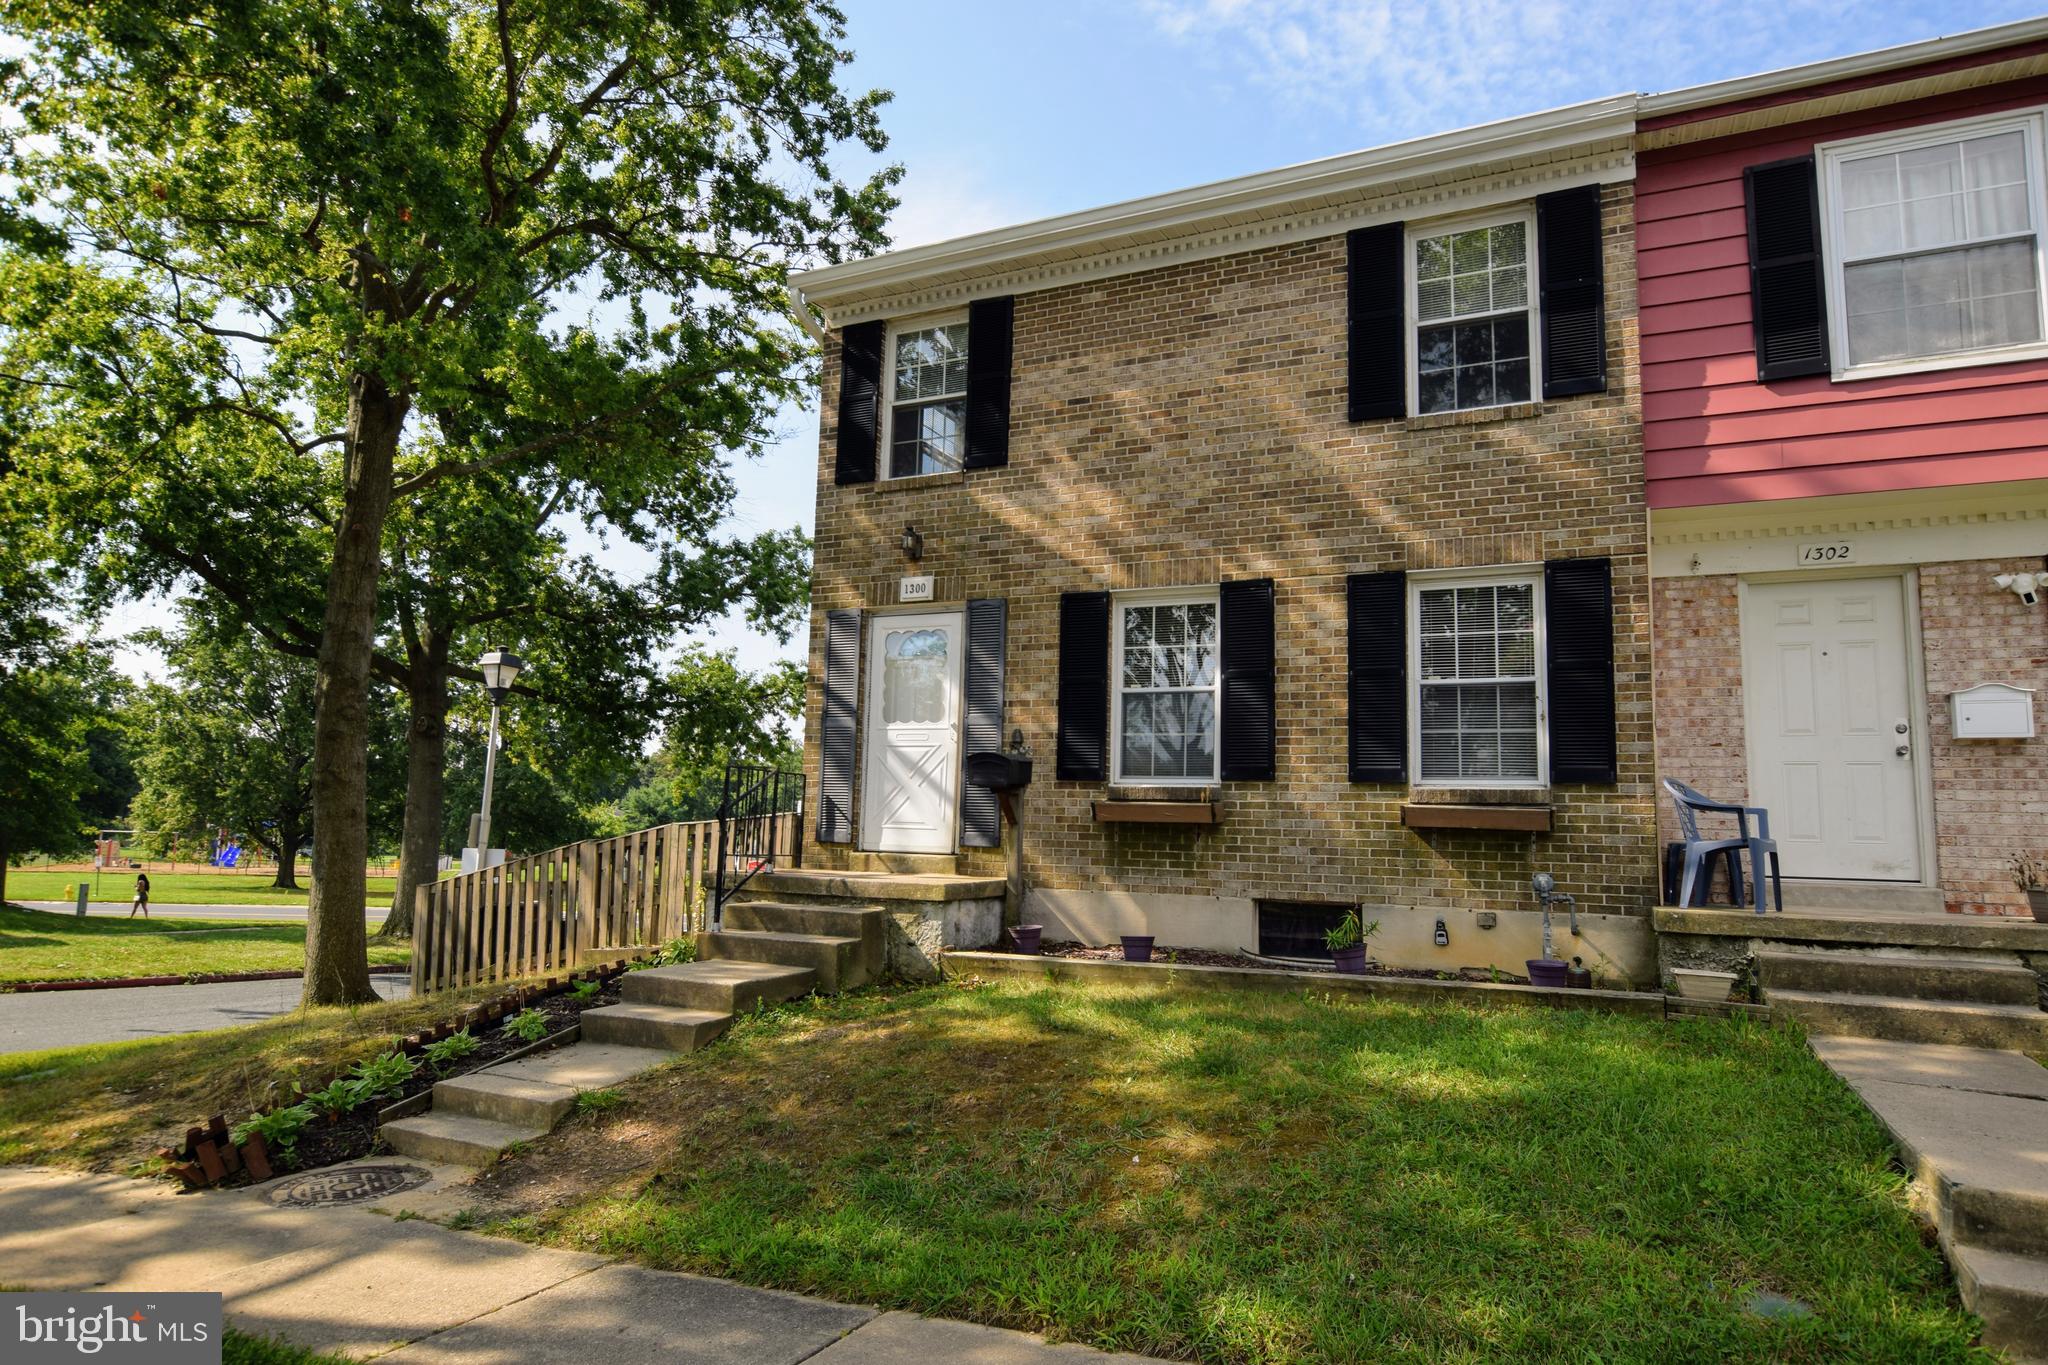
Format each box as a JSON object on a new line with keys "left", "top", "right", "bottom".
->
{"left": 1951, "top": 683, "right": 2036, "bottom": 740}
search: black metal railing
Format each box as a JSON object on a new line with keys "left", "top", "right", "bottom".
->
{"left": 712, "top": 762, "right": 805, "bottom": 929}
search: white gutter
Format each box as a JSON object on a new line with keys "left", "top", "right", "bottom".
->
{"left": 1640, "top": 13, "right": 2048, "bottom": 116}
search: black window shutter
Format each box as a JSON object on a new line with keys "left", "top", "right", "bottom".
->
{"left": 959, "top": 598, "right": 1007, "bottom": 847}
{"left": 1744, "top": 157, "right": 1832, "bottom": 381}
{"left": 1055, "top": 592, "right": 1110, "bottom": 781}
{"left": 1219, "top": 578, "right": 1276, "bottom": 782}
{"left": 1346, "top": 571, "right": 1406, "bottom": 782}
{"left": 817, "top": 609, "right": 863, "bottom": 842}
{"left": 1544, "top": 557, "right": 1617, "bottom": 784}
{"left": 1347, "top": 223, "right": 1407, "bottom": 421}
{"left": 964, "top": 297, "right": 1014, "bottom": 470}
{"left": 1536, "top": 184, "right": 1606, "bottom": 398}
{"left": 834, "top": 321, "right": 884, "bottom": 485}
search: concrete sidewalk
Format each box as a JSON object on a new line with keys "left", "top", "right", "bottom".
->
{"left": 0, "top": 1165, "right": 1159, "bottom": 1363}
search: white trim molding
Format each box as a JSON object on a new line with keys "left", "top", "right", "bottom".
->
{"left": 1650, "top": 479, "right": 2048, "bottom": 577}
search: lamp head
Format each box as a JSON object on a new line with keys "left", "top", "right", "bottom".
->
{"left": 478, "top": 649, "right": 526, "bottom": 704}
{"left": 1995, "top": 572, "right": 2041, "bottom": 606}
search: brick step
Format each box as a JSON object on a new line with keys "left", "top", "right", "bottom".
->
{"left": 622, "top": 960, "right": 817, "bottom": 1013}
{"left": 1767, "top": 989, "right": 2048, "bottom": 1049}
{"left": 1757, "top": 948, "right": 2038, "bottom": 1005}
{"left": 431, "top": 1072, "right": 576, "bottom": 1130}
{"left": 578, "top": 1003, "right": 732, "bottom": 1052}
{"left": 1948, "top": 1243, "right": 2048, "bottom": 1363}
{"left": 699, "top": 929, "right": 870, "bottom": 992}
{"left": 380, "top": 1111, "right": 544, "bottom": 1167}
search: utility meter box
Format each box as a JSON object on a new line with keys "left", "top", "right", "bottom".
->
{"left": 1951, "top": 683, "right": 2036, "bottom": 740}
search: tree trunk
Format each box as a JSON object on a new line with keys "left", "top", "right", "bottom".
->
{"left": 271, "top": 815, "right": 301, "bottom": 891}
{"left": 304, "top": 373, "right": 408, "bottom": 1007}
{"left": 380, "top": 638, "right": 449, "bottom": 940}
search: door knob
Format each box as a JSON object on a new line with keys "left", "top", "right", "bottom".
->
{"left": 1895, "top": 744, "right": 1910, "bottom": 757}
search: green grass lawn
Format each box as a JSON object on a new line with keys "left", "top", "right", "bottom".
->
{"left": 474, "top": 979, "right": 1984, "bottom": 1364}
{"left": 4, "top": 869, "right": 399, "bottom": 907}
{"left": 0, "top": 905, "right": 410, "bottom": 986}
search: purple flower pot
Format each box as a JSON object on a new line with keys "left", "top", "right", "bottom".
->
{"left": 1526, "top": 958, "right": 1569, "bottom": 988}
{"left": 1120, "top": 935, "right": 1155, "bottom": 963}
{"left": 1331, "top": 945, "right": 1368, "bottom": 975}
{"left": 1010, "top": 924, "right": 1043, "bottom": 955}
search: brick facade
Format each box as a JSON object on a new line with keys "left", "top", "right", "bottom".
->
{"left": 1650, "top": 557, "right": 2047, "bottom": 917}
{"left": 799, "top": 185, "right": 1660, "bottom": 929}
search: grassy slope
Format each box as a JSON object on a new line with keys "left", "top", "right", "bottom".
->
{"left": 480, "top": 979, "right": 1984, "bottom": 1364}
{"left": 4, "top": 870, "right": 399, "bottom": 907}
{"left": 0, "top": 986, "right": 498, "bottom": 1167}
{"left": 0, "top": 905, "right": 409, "bottom": 985}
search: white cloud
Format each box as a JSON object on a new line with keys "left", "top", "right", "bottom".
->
{"left": 882, "top": 159, "right": 1043, "bottom": 251}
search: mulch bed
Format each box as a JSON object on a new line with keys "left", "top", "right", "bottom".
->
{"left": 1038, "top": 941, "right": 1527, "bottom": 984}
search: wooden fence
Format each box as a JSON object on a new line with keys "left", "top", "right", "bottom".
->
{"left": 411, "top": 814, "right": 800, "bottom": 995}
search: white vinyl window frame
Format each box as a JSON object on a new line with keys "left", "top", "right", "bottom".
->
{"left": 879, "top": 309, "right": 971, "bottom": 480}
{"left": 1817, "top": 106, "right": 2048, "bottom": 383}
{"left": 1110, "top": 587, "right": 1222, "bottom": 788}
{"left": 1407, "top": 567, "right": 1549, "bottom": 790}
{"left": 1404, "top": 207, "right": 1543, "bottom": 417}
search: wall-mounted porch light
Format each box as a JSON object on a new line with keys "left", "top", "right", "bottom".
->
{"left": 900, "top": 524, "right": 924, "bottom": 562}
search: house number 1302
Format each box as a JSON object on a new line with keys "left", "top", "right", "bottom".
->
{"left": 1797, "top": 541, "right": 1855, "bottom": 565}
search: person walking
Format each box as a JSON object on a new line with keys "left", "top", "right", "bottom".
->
{"left": 130, "top": 871, "right": 150, "bottom": 918}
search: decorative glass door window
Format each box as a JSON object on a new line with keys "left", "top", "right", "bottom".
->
{"left": 1415, "top": 578, "right": 1542, "bottom": 785}
{"left": 1412, "top": 218, "right": 1533, "bottom": 414}
{"left": 1115, "top": 598, "right": 1220, "bottom": 783}
{"left": 886, "top": 320, "right": 969, "bottom": 478}
{"left": 1825, "top": 116, "right": 2046, "bottom": 370}
{"left": 881, "top": 628, "right": 951, "bottom": 724}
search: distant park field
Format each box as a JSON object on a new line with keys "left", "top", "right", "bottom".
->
{"left": 5, "top": 868, "right": 401, "bottom": 907}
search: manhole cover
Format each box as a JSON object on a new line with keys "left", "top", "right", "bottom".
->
{"left": 262, "top": 1164, "right": 433, "bottom": 1208}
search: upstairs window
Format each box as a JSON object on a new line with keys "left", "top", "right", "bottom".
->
{"left": 1821, "top": 111, "right": 2048, "bottom": 375}
{"left": 1410, "top": 215, "right": 1535, "bottom": 414}
{"left": 1412, "top": 574, "right": 1544, "bottom": 786}
{"left": 884, "top": 317, "right": 969, "bottom": 478}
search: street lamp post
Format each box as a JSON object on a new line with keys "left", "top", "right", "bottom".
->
{"left": 472, "top": 649, "right": 525, "bottom": 860}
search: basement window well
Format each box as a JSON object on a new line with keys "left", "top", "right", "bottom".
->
{"left": 1255, "top": 901, "right": 1359, "bottom": 962}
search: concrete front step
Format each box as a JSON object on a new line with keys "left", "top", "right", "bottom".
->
{"left": 432, "top": 1072, "right": 577, "bottom": 1130}
{"left": 844, "top": 850, "right": 960, "bottom": 875}
{"left": 623, "top": 960, "right": 817, "bottom": 1013}
{"left": 1948, "top": 1243, "right": 2048, "bottom": 1363}
{"left": 579, "top": 1003, "right": 733, "bottom": 1052}
{"left": 381, "top": 1111, "right": 546, "bottom": 1167}
{"left": 721, "top": 901, "right": 884, "bottom": 978}
{"left": 700, "top": 928, "right": 870, "bottom": 992}
{"left": 1757, "top": 948, "right": 2038, "bottom": 1005}
{"left": 742, "top": 868, "right": 1007, "bottom": 905}
{"left": 1769, "top": 989, "right": 2048, "bottom": 1049}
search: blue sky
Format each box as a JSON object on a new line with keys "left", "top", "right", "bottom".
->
{"left": 703, "top": 0, "right": 2043, "bottom": 680}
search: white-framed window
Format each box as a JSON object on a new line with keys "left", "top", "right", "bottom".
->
{"left": 882, "top": 313, "right": 969, "bottom": 478}
{"left": 1407, "top": 211, "right": 1538, "bottom": 415}
{"left": 1112, "top": 591, "right": 1220, "bottom": 785}
{"left": 1410, "top": 571, "right": 1546, "bottom": 788}
{"left": 1819, "top": 108, "right": 2048, "bottom": 379}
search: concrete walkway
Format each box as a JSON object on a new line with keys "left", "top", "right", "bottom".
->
{"left": 1812, "top": 1036, "right": 2048, "bottom": 1361}
{"left": 0, "top": 974, "right": 410, "bottom": 1055}
{"left": 0, "top": 1165, "right": 1159, "bottom": 1363}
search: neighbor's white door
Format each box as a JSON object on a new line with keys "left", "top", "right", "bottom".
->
{"left": 1743, "top": 576, "right": 1922, "bottom": 881}
{"left": 861, "top": 611, "right": 963, "bottom": 854}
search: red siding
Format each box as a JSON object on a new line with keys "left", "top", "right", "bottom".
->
{"left": 1638, "top": 72, "right": 2048, "bottom": 508}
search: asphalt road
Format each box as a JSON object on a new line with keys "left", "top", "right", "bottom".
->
{"left": 17, "top": 901, "right": 387, "bottom": 924}
{"left": 0, "top": 973, "right": 411, "bottom": 1056}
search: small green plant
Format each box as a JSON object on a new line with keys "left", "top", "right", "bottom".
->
{"left": 347, "top": 1049, "right": 419, "bottom": 1099}
{"left": 231, "top": 1103, "right": 314, "bottom": 1168}
{"left": 573, "top": 1088, "right": 626, "bottom": 1119}
{"left": 501, "top": 1007, "right": 549, "bottom": 1043}
{"left": 446, "top": 1208, "right": 483, "bottom": 1231}
{"left": 650, "top": 936, "right": 698, "bottom": 967}
{"left": 295, "top": 1075, "right": 374, "bottom": 1121}
{"left": 1324, "top": 910, "right": 1380, "bottom": 953}
{"left": 421, "top": 1029, "right": 481, "bottom": 1076}
{"left": 568, "top": 979, "right": 601, "bottom": 1002}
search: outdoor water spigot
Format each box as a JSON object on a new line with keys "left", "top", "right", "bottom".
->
{"left": 1531, "top": 872, "right": 1577, "bottom": 959}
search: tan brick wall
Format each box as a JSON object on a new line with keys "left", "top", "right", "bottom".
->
{"left": 1651, "top": 560, "right": 2048, "bottom": 916}
{"left": 802, "top": 184, "right": 1658, "bottom": 922}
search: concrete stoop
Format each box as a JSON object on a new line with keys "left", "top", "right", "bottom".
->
{"left": 1811, "top": 1037, "right": 2048, "bottom": 1364}
{"left": 1756, "top": 945, "right": 2048, "bottom": 1050}
{"left": 733, "top": 869, "right": 1005, "bottom": 981}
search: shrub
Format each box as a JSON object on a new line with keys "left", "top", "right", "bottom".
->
{"left": 231, "top": 1103, "right": 314, "bottom": 1168}
{"left": 346, "top": 1049, "right": 419, "bottom": 1099}
{"left": 295, "top": 1076, "right": 374, "bottom": 1121}
{"left": 501, "top": 1008, "right": 549, "bottom": 1043}
{"left": 421, "top": 1029, "right": 480, "bottom": 1076}
{"left": 650, "top": 937, "right": 697, "bottom": 967}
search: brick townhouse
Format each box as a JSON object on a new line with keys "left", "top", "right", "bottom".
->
{"left": 1637, "top": 19, "right": 2048, "bottom": 918}
{"left": 790, "top": 99, "right": 1664, "bottom": 984}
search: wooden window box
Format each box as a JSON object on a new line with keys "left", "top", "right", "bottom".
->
{"left": 1401, "top": 803, "right": 1552, "bottom": 833}
{"left": 1093, "top": 800, "right": 1220, "bottom": 826}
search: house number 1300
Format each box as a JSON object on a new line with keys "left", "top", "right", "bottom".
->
{"left": 1797, "top": 541, "right": 1855, "bottom": 565}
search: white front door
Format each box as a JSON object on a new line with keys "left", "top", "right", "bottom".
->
{"left": 1744, "top": 576, "right": 1923, "bottom": 881}
{"left": 861, "top": 611, "right": 963, "bottom": 854}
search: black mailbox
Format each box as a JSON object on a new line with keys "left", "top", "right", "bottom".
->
{"left": 965, "top": 751, "right": 1033, "bottom": 791}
